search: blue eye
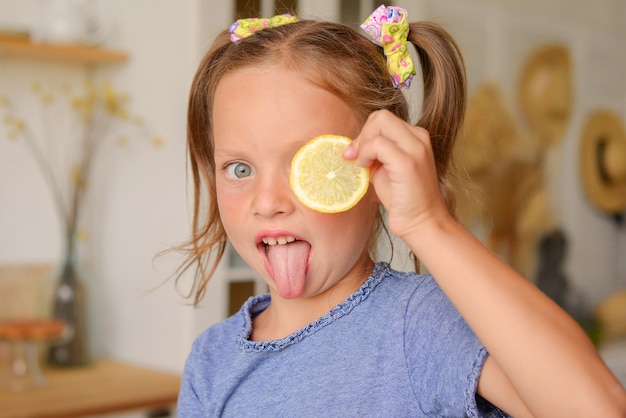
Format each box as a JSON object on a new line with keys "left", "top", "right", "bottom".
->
{"left": 225, "top": 162, "right": 253, "bottom": 179}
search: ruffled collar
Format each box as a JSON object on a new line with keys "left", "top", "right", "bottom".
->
{"left": 238, "top": 262, "right": 389, "bottom": 352}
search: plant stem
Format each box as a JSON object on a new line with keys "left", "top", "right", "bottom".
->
{"left": 19, "top": 126, "right": 71, "bottom": 230}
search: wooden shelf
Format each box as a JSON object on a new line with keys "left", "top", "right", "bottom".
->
{"left": 0, "top": 36, "right": 128, "bottom": 65}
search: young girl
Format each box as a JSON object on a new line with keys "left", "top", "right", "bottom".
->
{"left": 176, "top": 5, "right": 626, "bottom": 417}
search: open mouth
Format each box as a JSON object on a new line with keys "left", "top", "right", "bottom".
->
{"left": 257, "top": 235, "right": 311, "bottom": 299}
{"left": 262, "top": 236, "right": 296, "bottom": 247}
{"left": 257, "top": 234, "right": 302, "bottom": 261}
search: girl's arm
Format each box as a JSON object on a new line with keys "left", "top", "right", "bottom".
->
{"left": 347, "top": 110, "right": 626, "bottom": 417}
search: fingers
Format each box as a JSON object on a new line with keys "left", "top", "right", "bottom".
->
{"left": 344, "top": 110, "right": 433, "bottom": 170}
{"left": 345, "top": 110, "right": 437, "bottom": 184}
{"left": 342, "top": 109, "right": 446, "bottom": 238}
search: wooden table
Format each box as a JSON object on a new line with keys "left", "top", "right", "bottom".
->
{"left": 0, "top": 359, "right": 181, "bottom": 418}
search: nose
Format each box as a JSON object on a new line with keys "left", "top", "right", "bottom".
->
{"left": 250, "top": 172, "right": 296, "bottom": 218}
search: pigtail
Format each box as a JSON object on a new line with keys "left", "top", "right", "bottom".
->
{"left": 408, "top": 22, "right": 467, "bottom": 217}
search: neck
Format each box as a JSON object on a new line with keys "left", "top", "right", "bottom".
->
{"left": 251, "top": 260, "right": 375, "bottom": 341}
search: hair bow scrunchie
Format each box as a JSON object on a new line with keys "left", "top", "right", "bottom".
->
{"left": 361, "top": 5, "right": 416, "bottom": 89}
{"left": 230, "top": 14, "right": 298, "bottom": 42}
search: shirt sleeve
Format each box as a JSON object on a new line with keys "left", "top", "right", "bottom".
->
{"left": 403, "top": 276, "right": 510, "bottom": 417}
{"left": 177, "top": 337, "right": 210, "bottom": 417}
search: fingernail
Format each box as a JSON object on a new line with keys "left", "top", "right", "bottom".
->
{"left": 342, "top": 144, "right": 355, "bottom": 159}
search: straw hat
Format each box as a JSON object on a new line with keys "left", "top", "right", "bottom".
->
{"left": 518, "top": 44, "right": 572, "bottom": 146}
{"left": 579, "top": 109, "right": 626, "bottom": 215}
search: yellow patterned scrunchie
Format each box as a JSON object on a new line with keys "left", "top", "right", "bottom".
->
{"left": 229, "top": 14, "right": 298, "bottom": 42}
{"left": 361, "top": 5, "right": 416, "bottom": 89}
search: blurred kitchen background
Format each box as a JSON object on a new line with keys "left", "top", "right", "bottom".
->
{"left": 0, "top": 0, "right": 625, "bottom": 415}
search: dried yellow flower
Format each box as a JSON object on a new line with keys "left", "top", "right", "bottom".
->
{"left": 115, "top": 136, "right": 129, "bottom": 148}
{"left": 69, "top": 164, "right": 87, "bottom": 190}
{"left": 151, "top": 136, "right": 165, "bottom": 148}
{"left": 76, "top": 229, "right": 90, "bottom": 242}
{"left": 42, "top": 93, "right": 55, "bottom": 105}
{"left": 4, "top": 79, "right": 163, "bottom": 241}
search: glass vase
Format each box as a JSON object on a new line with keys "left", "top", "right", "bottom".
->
{"left": 47, "top": 233, "right": 90, "bottom": 366}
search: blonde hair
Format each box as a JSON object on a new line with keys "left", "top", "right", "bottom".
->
{"left": 176, "top": 19, "right": 466, "bottom": 304}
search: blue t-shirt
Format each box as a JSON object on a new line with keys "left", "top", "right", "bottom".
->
{"left": 178, "top": 263, "right": 509, "bottom": 417}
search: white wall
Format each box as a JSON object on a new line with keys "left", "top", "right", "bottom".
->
{"left": 0, "top": 0, "right": 231, "bottom": 373}
{"left": 0, "top": 0, "right": 624, "bottom": 376}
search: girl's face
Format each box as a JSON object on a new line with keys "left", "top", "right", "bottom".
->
{"left": 213, "top": 66, "right": 378, "bottom": 303}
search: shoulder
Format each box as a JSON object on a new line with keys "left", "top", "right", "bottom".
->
{"left": 365, "top": 264, "right": 463, "bottom": 331}
{"left": 184, "top": 313, "right": 243, "bottom": 379}
{"left": 179, "top": 297, "right": 260, "bottom": 410}
{"left": 387, "top": 267, "right": 472, "bottom": 338}
{"left": 178, "top": 312, "right": 245, "bottom": 415}
{"left": 189, "top": 293, "right": 270, "bottom": 358}
{"left": 193, "top": 313, "right": 241, "bottom": 349}
{"left": 375, "top": 264, "right": 448, "bottom": 308}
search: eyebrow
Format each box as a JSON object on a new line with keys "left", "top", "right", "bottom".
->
{"left": 213, "top": 146, "right": 247, "bottom": 158}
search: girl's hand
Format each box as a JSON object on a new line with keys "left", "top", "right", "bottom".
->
{"left": 343, "top": 110, "right": 451, "bottom": 240}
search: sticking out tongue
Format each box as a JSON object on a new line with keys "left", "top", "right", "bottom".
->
{"left": 266, "top": 240, "right": 311, "bottom": 299}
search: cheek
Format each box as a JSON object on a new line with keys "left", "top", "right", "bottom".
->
{"left": 312, "top": 197, "right": 379, "bottom": 245}
{"left": 216, "top": 182, "right": 246, "bottom": 227}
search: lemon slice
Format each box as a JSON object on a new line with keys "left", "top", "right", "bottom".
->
{"left": 290, "top": 135, "right": 369, "bottom": 213}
